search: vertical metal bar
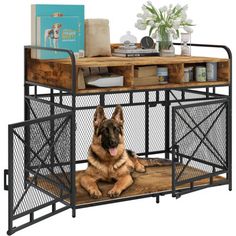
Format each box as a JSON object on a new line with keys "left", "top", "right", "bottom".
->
{"left": 52, "top": 203, "right": 56, "bottom": 212}
{"left": 50, "top": 89, "right": 55, "bottom": 174}
{"left": 156, "top": 91, "right": 159, "bottom": 102}
{"left": 34, "top": 86, "right": 37, "bottom": 98}
{"left": 206, "top": 87, "right": 209, "bottom": 98}
{"left": 69, "top": 52, "right": 77, "bottom": 218}
{"left": 8, "top": 126, "right": 14, "bottom": 235}
{"left": 212, "top": 87, "right": 216, "bottom": 95}
{"left": 24, "top": 47, "right": 30, "bottom": 189}
{"left": 165, "top": 90, "right": 170, "bottom": 159}
{"left": 226, "top": 100, "right": 232, "bottom": 190}
{"left": 59, "top": 91, "right": 63, "bottom": 105}
{"left": 172, "top": 107, "right": 176, "bottom": 197}
{"left": 181, "top": 90, "right": 185, "bottom": 100}
{"left": 130, "top": 91, "right": 133, "bottom": 104}
{"left": 228, "top": 50, "right": 232, "bottom": 191}
{"left": 30, "top": 212, "right": 34, "bottom": 222}
{"left": 156, "top": 194, "right": 160, "bottom": 204}
{"left": 145, "top": 91, "right": 149, "bottom": 158}
{"left": 210, "top": 166, "right": 215, "bottom": 185}
{"left": 100, "top": 94, "right": 105, "bottom": 106}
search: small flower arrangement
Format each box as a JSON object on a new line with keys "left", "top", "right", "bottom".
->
{"left": 135, "top": 1, "right": 194, "bottom": 41}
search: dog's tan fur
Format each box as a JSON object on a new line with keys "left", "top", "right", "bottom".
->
{"left": 76, "top": 105, "right": 172, "bottom": 198}
{"left": 76, "top": 105, "right": 145, "bottom": 198}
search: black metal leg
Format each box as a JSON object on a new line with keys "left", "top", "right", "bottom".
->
{"left": 24, "top": 48, "right": 30, "bottom": 190}
{"left": 226, "top": 99, "right": 232, "bottom": 191}
{"left": 72, "top": 208, "right": 76, "bottom": 218}
{"left": 165, "top": 90, "right": 170, "bottom": 159}
{"left": 156, "top": 195, "right": 160, "bottom": 204}
{"left": 145, "top": 91, "right": 149, "bottom": 158}
{"left": 50, "top": 89, "right": 55, "bottom": 174}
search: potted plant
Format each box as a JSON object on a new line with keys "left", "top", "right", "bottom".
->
{"left": 135, "top": 1, "right": 194, "bottom": 56}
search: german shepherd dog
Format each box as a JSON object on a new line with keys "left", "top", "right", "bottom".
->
{"left": 76, "top": 105, "right": 171, "bottom": 198}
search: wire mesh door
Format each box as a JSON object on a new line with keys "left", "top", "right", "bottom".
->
{"left": 6, "top": 111, "right": 73, "bottom": 235}
{"left": 172, "top": 99, "right": 229, "bottom": 198}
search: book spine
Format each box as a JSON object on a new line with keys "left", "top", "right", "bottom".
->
{"left": 31, "top": 5, "right": 37, "bottom": 58}
{"left": 114, "top": 48, "right": 157, "bottom": 53}
{"left": 113, "top": 53, "right": 160, "bottom": 57}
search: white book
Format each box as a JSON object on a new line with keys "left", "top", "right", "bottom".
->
{"left": 114, "top": 48, "right": 157, "bottom": 54}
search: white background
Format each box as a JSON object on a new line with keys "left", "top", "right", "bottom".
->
{"left": 0, "top": 0, "right": 235, "bottom": 235}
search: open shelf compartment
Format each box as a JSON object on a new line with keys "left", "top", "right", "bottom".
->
{"left": 25, "top": 47, "right": 231, "bottom": 94}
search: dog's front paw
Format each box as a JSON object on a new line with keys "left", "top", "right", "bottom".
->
{"left": 108, "top": 188, "right": 121, "bottom": 198}
{"left": 89, "top": 188, "right": 102, "bottom": 199}
{"left": 113, "top": 163, "right": 119, "bottom": 170}
{"left": 135, "top": 164, "right": 146, "bottom": 173}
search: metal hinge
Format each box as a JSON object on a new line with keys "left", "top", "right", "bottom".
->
{"left": 173, "top": 145, "right": 180, "bottom": 162}
{"left": 4, "top": 169, "right": 9, "bottom": 191}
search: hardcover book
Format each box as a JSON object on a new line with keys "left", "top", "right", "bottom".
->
{"left": 31, "top": 4, "right": 84, "bottom": 59}
{"left": 36, "top": 16, "right": 83, "bottom": 59}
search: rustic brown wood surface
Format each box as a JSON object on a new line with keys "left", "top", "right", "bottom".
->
{"left": 167, "top": 64, "right": 184, "bottom": 83}
{"left": 217, "top": 61, "right": 230, "bottom": 81}
{"left": 134, "top": 76, "right": 160, "bottom": 86}
{"left": 44, "top": 56, "right": 229, "bottom": 67}
{"left": 26, "top": 48, "right": 230, "bottom": 92}
{"left": 33, "top": 165, "right": 224, "bottom": 206}
{"left": 26, "top": 49, "right": 78, "bottom": 90}
{"left": 78, "top": 81, "right": 229, "bottom": 94}
{"left": 109, "top": 66, "right": 134, "bottom": 86}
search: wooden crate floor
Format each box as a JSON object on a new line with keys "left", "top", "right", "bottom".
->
{"left": 34, "top": 165, "right": 224, "bottom": 206}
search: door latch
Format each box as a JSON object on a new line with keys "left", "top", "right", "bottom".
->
{"left": 4, "top": 169, "right": 9, "bottom": 191}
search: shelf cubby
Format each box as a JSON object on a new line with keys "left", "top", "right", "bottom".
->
{"left": 25, "top": 48, "right": 230, "bottom": 94}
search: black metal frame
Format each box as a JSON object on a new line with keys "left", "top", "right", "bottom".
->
{"left": 4, "top": 43, "right": 232, "bottom": 235}
{"left": 172, "top": 98, "right": 229, "bottom": 197}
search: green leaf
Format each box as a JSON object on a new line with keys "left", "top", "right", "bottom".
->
{"left": 149, "top": 26, "right": 155, "bottom": 36}
{"left": 155, "top": 14, "right": 161, "bottom": 22}
{"left": 144, "top": 5, "right": 156, "bottom": 15}
{"left": 159, "top": 10, "right": 164, "bottom": 21}
{"left": 150, "top": 4, "right": 159, "bottom": 16}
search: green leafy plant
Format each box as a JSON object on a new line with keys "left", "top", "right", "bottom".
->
{"left": 135, "top": 1, "right": 194, "bottom": 41}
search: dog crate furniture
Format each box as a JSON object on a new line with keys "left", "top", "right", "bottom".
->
{"left": 4, "top": 43, "right": 232, "bottom": 235}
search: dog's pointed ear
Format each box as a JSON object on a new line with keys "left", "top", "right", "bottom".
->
{"left": 112, "top": 105, "right": 124, "bottom": 125}
{"left": 94, "top": 105, "right": 106, "bottom": 127}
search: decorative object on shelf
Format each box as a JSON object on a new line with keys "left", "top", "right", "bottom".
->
{"left": 135, "top": 2, "right": 194, "bottom": 57}
{"left": 157, "top": 67, "right": 168, "bottom": 84}
{"left": 206, "top": 62, "right": 217, "bottom": 81}
{"left": 134, "top": 66, "right": 157, "bottom": 78}
{"left": 134, "top": 66, "right": 159, "bottom": 86}
{"left": 181, "top": 33, "right": 191, "bottom": 56}
{"left": 140, "top": 36, "right": 155, "bottom": 49}
{"left": 183, "top": 67, "right": 193, "bottom": 82}
{"left": 114, "top": 33, "right": 159, "bottom": 57}
{"left": 120, "top": 31, "right": 137, "bottom": 48}
{"left": 195, "top": 66, "right": 207, "bottom": 82}
{"left": 85, "top": 19, "right": 111, "bottom": 57}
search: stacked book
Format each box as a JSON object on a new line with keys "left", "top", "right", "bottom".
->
{"left": 134, "top": 66, "right": 160, "bottom": 86}
{"left": 82, "top": 67, "right": 124, "bottom": 88}
{"left": 31, "top": 4, "right": 84, "bottom": 59}
{"left": 112, "top": 48, "right": 159, "bottom": 57}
